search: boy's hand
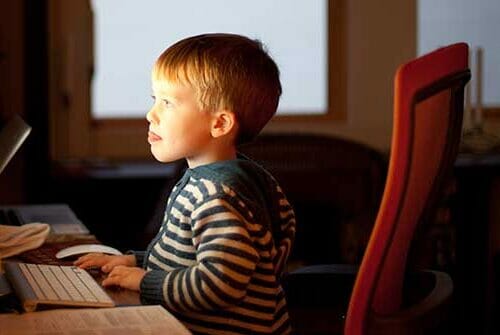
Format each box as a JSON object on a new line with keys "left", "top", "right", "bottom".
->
{"left": 102, "top": 265, "right": 146, "bottom": 291}
{"left": 74, "top": 254, "right": 136, "bottom": 273}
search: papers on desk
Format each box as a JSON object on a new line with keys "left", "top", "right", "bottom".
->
{"left": 0, "top": 305, "right": 191, "bottom": 335}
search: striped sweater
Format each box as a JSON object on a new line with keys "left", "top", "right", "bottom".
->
{"left": 134, "top": 158, "right": 296, "bottom": 335}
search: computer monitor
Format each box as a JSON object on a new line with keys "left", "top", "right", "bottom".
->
{"left": 0, "top": 114, "right": 31, "bottom": 174}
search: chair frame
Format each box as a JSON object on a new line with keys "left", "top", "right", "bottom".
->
{"left": 345, "top": 43, "right": 471, "bottom": 335}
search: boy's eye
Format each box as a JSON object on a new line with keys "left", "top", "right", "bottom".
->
{"left": 150, "top": 96, "right": 172, "bottom": 107}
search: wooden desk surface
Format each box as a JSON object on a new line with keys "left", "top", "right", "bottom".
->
{"left": 0, "top": 236, "right": 190, "bottom": 334}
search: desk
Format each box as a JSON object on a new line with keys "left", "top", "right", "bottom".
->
{"left": 0, "top": 236, "right": 192, "bottom": 334}
{"left": 48, "top": 160, "right": 185, "bottom": 251}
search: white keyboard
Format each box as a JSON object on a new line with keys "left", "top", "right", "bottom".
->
{"left": 4, "top": 262, "right": 115, "bottom": 312}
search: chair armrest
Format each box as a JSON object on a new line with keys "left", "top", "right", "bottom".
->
{"left": 369, "top": 270, "right": 453, "bottom": 334}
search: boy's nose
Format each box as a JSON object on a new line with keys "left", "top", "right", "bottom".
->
{"left": 146, "top": 107, "right": 158, "bottom": 124}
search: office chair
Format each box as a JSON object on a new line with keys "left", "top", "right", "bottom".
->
{"left": 285, "top": 43, "right": 471, "bottom": 335}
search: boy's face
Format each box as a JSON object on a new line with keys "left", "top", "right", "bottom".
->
{"left": 147, "top": 78, "right": 214, "bottom": 167}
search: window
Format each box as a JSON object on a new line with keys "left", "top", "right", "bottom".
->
{"left": 418, "top": 0, "right": 500, "bottom": 119}
{"left": 48, "top": 0, "right": 346, "bottom": 160}
{"left": 91, "top": 0, "right": 328, "bottom": 118}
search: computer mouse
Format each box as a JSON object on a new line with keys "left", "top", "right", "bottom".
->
{"left": 55, "top": 244, "right": 123, "bottom": 259}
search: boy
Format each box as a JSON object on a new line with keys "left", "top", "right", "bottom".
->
{"left": 75, "top": 33, "right": 296, "bottom": 335}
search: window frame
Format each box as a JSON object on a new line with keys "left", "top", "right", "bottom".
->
{"left": 48, "top": 0, "right": 348, "bottom": 161}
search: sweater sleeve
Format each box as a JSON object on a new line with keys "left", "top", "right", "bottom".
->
{"left": 126, "top": 250, "right": 145, "bottom": 267}
{"left": 140, "top": 195, "right": 259, "bottom": 313}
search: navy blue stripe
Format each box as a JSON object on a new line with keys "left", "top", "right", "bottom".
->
{"left": 179, "top": 312, "right": 275, "bottom": 334}
{"left": 238, "top": 300, "right": 276, "bottom": 314}
{"left": 246, "top": 289, "right": 276, "bottom": 300}
{"left": 169, "top": 215, "right": 192, "bottom": 230}
{"left": 198, "top": 269, "right": 240, "bottom": 305}
{"left": 156, "top": 240, "right": 196, "bottom": 260}
{"left": 254, "top": 266, "right": 275, "bottom": 276}
{"left": 177, "top": 269, "right": 188, "bottom": 310}
{"left": 184, "top": 267, "right": 205, "bottom": 311}
{"left": 280, "top": 212, "right": 295, "bottom": 222}
{"left": 249, "top": 276, "right": 278, "bottom": 289}
{"left": 167, "top": 269, "right": 184, "bottom": 311}
{"left": 202, "top": 261, "right": 247, "bottom": 291}
{"left": 164, "top": 229, "right": 192, "bottom": 245}
{"left": 275, "top": 316, "right": 292, "bottom": 334}
{"left": 193, "top": 219, "right": 244, "bottom": 238}
{"left": 194, "top": 268, "right": 220, "bottom": 309}
{"left": 200, "top": 256, "right": 254, "bottom": 276}
{"left": 194, "top": 179, "right": 209, "bottom": 197}
{"left": 150, "top": 251, "right": 191, "bottom": 268}
{"left": 182, "top": 190, "right": 199, "bottom": 205}
{"left": 172, "top": 201, "right": 193, "bottom": 217}
{"left": 194, "top": 204, "right": 231, "bottom": 221}
{"left": 200, "top": 233, "right": 254, "bottom": 248}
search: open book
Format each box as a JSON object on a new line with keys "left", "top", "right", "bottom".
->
{"left": 0, "top": 305, "right": 191, "bottom": 335}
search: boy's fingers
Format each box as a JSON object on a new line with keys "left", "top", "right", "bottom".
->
{"left": 74, "top": 253, "right": 103, "bottom": 265}
{"left": 76, "top": 260, "right": 95, "bottom": 269}
{"left": 102, "top": 260, "right": 125, "bottom": 273}
{"left": 102, "top": 270, "right": 125, "bottom": 287}
{"left": 102, "top": 276, "right": 118, "bottom": 287}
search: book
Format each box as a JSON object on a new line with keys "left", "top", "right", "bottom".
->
{"left": 0, "top": 305, "right": 191, "bottom": 335}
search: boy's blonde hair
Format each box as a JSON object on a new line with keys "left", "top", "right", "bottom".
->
{"left": 153, "top": 33, "right": 281, "bottom": 144}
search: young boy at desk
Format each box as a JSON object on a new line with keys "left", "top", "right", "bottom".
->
{"left": 75, "top": 33, "right": 296, "bottom": 335}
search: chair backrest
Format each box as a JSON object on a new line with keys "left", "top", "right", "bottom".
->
{"left": 344, "top": 43, "right": 471, "bottom": 334}
{"left": 239, "top": 133, "right": 387, "bottom": 265}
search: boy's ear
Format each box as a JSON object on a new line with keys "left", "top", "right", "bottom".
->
{"left": 210, "top": 110, "right": 237, "bottom": 138}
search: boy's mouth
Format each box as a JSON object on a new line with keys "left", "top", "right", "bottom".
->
{"left": 148, "top": 131, "right": 162, "bottom": 143}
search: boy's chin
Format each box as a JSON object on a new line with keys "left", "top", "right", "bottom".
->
{"left": 150, "top": 150, "right": 180, "bottom": 163}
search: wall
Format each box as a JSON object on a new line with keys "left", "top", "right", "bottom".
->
{"left": 266, "top": 0, "right": 416, "bottom": 152}
{"left": 0, "top": 1, "right": 27, "bottom": 204}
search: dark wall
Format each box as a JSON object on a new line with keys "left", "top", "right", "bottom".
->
{"left": 24, "top": 0, "right": 51, "bottom": 204}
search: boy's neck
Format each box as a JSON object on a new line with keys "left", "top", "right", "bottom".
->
{"left": 186, "top": 144, "right": 237, "bottom": 168}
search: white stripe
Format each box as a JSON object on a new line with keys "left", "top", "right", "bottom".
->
{"left": 222, "top": 184, "right": 236, "bottom": 196}
{"left": 171, "top": 206, "right": 191, "bottom": 225}
{"left": 246, "top": 295, "right": 276, "bottom": 308}
{"left": 161, "top": 232, "right": 195, "bottom": 253}
{"left": 198, "top": 263, "right": 245, "bottom": 300}
{"left": 153, "top": 244, "right": 195, "bottom": 267}
{"left": 248, "top": 283, "right": 276, "bottom": 295}
{"left": 279, "top": 198, "right": 290, "bottom": 206}
{"left": 148, "top": 254, "right": 176, "bottom": 272}
{"left": 184, "top": 183, "right": 204, "bottom": 202}
{"left": 176, "top": 193, "right": 195, "bottom": 211}
{"left": 193, "top": 198, "right": 263, "bottom": 234}
{"left": 279, "top": 209, "right": 294, "bottom": 219}
{"left": 201, "top": 178, "right": 217, "bottom": 195}
{"left": 188, "top": 268, "right": 213, "bottom": 310}
{"left": 197, "top": 249, "right": 256, "bottom": 270}
{"left": 166, "top": 223, "right": 193, "bottom": 239}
